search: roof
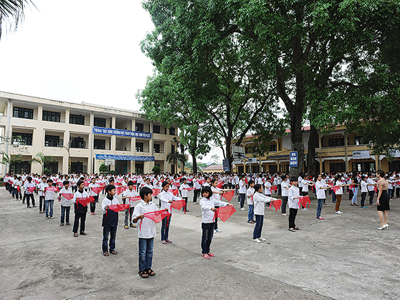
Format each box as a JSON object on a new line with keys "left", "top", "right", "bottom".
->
{"left": 203, "top": 165, "right": 224, "bottom": 171}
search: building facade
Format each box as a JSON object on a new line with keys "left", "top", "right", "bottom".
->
{"left": 232, "top": 126, "right": 400, "bottom": 174}
{"left": 0, "top": 92, "right": 180, "bottom": 175}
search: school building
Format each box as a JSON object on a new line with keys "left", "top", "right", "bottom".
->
{"left": 0, "top": 91, "right": 180, "bottom": 175}
{"left": 232, "top": 126, "right": 400, "bottom": 174}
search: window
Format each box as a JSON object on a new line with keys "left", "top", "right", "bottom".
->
{"left": 328, "top": 137, "right": 344, "bottom": 147}
{"left": 354, "top": 136, "right": 364, "bottom": 146}
{"left": 169, "top": 127, "right": 176, "bottom": 135}
{"left": 269, "top": 165, "right": 277, "bottom": 174}
{"left": 171, "top": 144, "right": 175, "bottom": 153}
{"left": 94, "top": 117, "right": 106, "bottom": 128}
{"left": 12, "top": 132, "right": 33, "bottom": 146}
{"left": 330, "top": 163, "right": 346, "bottom": 172}
{"left": 154, "top": 144, "right": 161, "bottom": 153}
{"left": 389, "top": 161, "right": 400, "bottom": 172}
{"left": 13, "top": 107, "right": 33, "bottom": 119}
{"left": 43, "top": 111, "right": 61, "bottom": 122}
{"left": 94, "top": 139, "right": 106, "bottom": 150}
{"left": 45, "top": 135, "right": 63, "bottom": 147}
{"left": 10, "top": 161, "right": 31, "bottom": 174}
{"left": 70, "top": 114, "right": 85, "bottom": 125}
{"left": 71, "top": 137, "right": 86, "bottom": 148}
{"left": 269, "top": 144, "right": 277, "bottom": 152}
{"left": 45, "top": 161, "right": 58, "bottom": 174}
{"left": 71, "top": 161, "right": 84, "bottom": 173}
{"left": 352, "top": 162, "right": 375, "bottom": 172}
{"left": 153, "top": 125, "right": 161, "bottom": 134}
{"left": 136, "top": 142, "right": 144, "bottom": 152}
{"left": 135, "top": 123, "right": 144, "bottom": 132}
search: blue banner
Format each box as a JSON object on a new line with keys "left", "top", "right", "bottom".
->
{"left": 93, "top": 127, "right": 152, "bottom": 139}
{"left": 96, "top": 154, "right": 155, "bottom": 161}
{"left": 223, "top": 158, "right": 230, "bottom": 172}
{"left": 289, "top": 151, "right": 298, "bottom": 167}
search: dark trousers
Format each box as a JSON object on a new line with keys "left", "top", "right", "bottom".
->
{"left": 193, "top": 189, "right": 200, "bottom": 203}
{"left": 239, "top": 193, "right": 246, "bottom": 208}
{"left": 289, "top": 208, "right": 298, "bottom": 229}
{"left": 102, "top": 226, "right": 117, "bottom": 252}
{"left": 61, "top": 206, "right": 70, "bottom": 223}
{"left": 161, "top": 214, "right": 171, "bottom": 241}
{"left": 368, "top": 191, "right": 375, "bottom": 205}
{"left": 201, "top": 223, "right": 214, "bottom": 254}
{"left": 39, "top": 196, "right": 45, "bottom": 212}
{"left": 214, "top": 206, "right": 219, "bottom": 230}
{"left": 281, "top": 196, "right": 288, "bottom": 214}
{"left": 25, "top": 194, "right": 35, "bottom": 207}
{"left": 90, "top": 195, "right": 98, "bottom": 213}
{"left": 361, "top": 192, "right": 367, "bottom": 207}
{"left": 73, "top": 213, "right": 86, "bottom": 233}
{"left": 182, "top": 197, "right": 188, "bottom": 211}
{"left": 277, "top": 184, "right": 281, "bottom": 196}
{"left": 253, "top": 214, "right": 264, "bottom": 239}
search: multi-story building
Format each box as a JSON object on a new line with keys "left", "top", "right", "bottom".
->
{"left": 0, "top": 91, "right": 180, "bottom": 175}
{"left": 232, "top": 126, "right": 400, "bottom": 174}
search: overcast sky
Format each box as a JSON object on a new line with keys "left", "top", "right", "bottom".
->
{"left": 0, "top": 0, "right": 223, "bottom": 163}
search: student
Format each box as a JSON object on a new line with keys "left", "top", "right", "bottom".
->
{"left": 360, "top": 176, "right": 368, "bottom": 208}
{"left": 132, "top": 187, "right": 161, "bottom": 278}
{"left": 238, "top": 175, "right": 247, "bottom": 209}
{"left": 122, "top": 181, "right": 139, "bottom": 229}
{"left": 23, "top": 176, "right": 36, "bottom": 208}
{"left": 13, "top": 176, "right": 23, "bottom": 200}
{"left": 102, "top": 184, "right": 120, "bottom": 256}
{"left": 288, "top": 177, "right": 300, "bottom": 232}
{"left": 247, "top": 180, "right": 255, "bottom": 223}
{"left": 38, "top": 177, "right": 47, "bottom": 214}
{"left": 315, "top": 174, "right": 330, "bottom": 220}
{"left": 192, "top": 174, "right": 201, "bottom": 204}
{"left": 44, "top": 179, "right": 56, "bottom": 219}
{"left": 89, "top": 177, "right": 99, "bottom": 215}
{"left": 281, "top": 175, "right": 290, "bottom": 216}
{"left": 211, "top": 179, "right": 235, "bottom": 233}
{"left": 252, "top": 184, "right": 277, "bottom": 243}
{"left": 200, "top": 186, "right": 232, "bottom": 259}
{"left": 334, "top": 175, "right": 350, "bottom": 214}
{"left": 367, "top": 173, "right": 377, "bottom": 205}
{"left": 159, "top": 181, "right": 181, "bottom": 244}
{"left": 72, "top": 181, "right": 89, "bottom": 237}
{"left": 59, "top": 180, "right": 73, "bottom": 226}
{"left": 179, "top": 178, "right": 190, "bottom": 212}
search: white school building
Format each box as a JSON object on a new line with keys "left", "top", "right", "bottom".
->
{"left": 0, "top": 91, "right": 180, "bottom": 175}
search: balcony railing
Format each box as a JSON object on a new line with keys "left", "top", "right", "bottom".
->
{"left": 154, "top": 149, "right": 165, "bottom": 154}
{"left": 45, "top": 139, "right": 63, "bottom": 147}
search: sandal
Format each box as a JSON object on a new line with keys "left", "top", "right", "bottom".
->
{"left": 110, "top": 250, "right": 117, "bottom": 255}
{"left": 202, "top": 253, "right": 210, "bottom": 259}
{"left": 294, "top": 227, "right": 300, "bottom": 230}
{"left": 146, "top": 269, "right": 155, "bottom": 276}
{"left": 208, "top": 253, "right": 215, "bottom": 257}
{"left": 103, "top": 252, "right": 109, "bottom": 256}
{"left": 74, "top": 233, "right": 79, "bottom": 237}
{"left": 288, "top": 228, "right": 296, "bottom": 232}
{"left": 80, "top": 232, "right": 87, "bottom": 235}
{"left": 138, "top": 270, "right": 149, "bottom": 278}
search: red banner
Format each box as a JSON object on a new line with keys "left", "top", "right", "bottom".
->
{"left": 140, "top": 209, "right": 170, "bottom": 230}
{"left": 217, "top": 182, "right": 223, "bottom": 189}
{"left": 115, "top": 186, "right": 126, "bottom": 195}
{"left": 331, "top": 186, "right": 340, "bottom": 194}
{"left": 27, "top": 187, "right": 35, "bottom": 193}
{"left": 61, "top": 193, "right": 74, "bottom": 200}
{"left": 169, "top": 189, "right": 179, "bottom": 196}
{"left": 129, "top": 196, "right": 142, "bottom": 203}
{"left": 108, "top": 204, "right": 130, "bottom": 212}
{"left": 152, "top": 189, "right": 161, "bottom": 196}
{"left": 213, "top": 206, "right": 236, "bottom": 222}
{"left": 76, "top": 197, "right": 94, "bottom": 207}
{"left": 45, "top": 187, "right": 59, "bottom": 192}
{"left": 199, "top": 179, "right": 206, "bottom": 185}
{"left": 298, "top": 196, "right": 311, "bottom": 209}
{"left": 270, "top": 199, "right": 281, "bottom": 211}
{"left": 270, "top": 186, "right": 278, "bottom": 192}
{"left": 222, "top": 190, "right": 235, "bottom": 202}
{"left": 184, "top": 187, "right": 196, "bottom": 191}
{"left": 171, "top": 199, "right": 186, "bottom": 211}
{"left": 91, "top": 186, "right": 104, "bottom": 194}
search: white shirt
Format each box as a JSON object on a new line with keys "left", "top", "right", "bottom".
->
{"left": 199, "top": 197, "right": 228, "bottom": 223}
{"left": 132, "top": 200, "right": 158, "bottom": 238}
{"left": 101, "top": 196, "right": 120, "bottom": 214}
{"left": 288, "top": 186, "right": 300, "bottom": 209}
{"left": 59, "top": 187, "right": 73, "bottom": 207}
{"left": 361, "top": 181, "right": 368, "bottom": 193}
{"left": 122, "top": 189, "right": 139, "bottom": 207}
{"left": 367, "top": 178, "right": 376, "bottom": 191}
{"left": 315, "top": 180, "right": 327, "bottom": 199}
{"left": 246, "top": 187, "right": 255, "bottom": 204}
{"left": 264, "top": 181, "right": 271, "bottom": 195}
{"left": 159, "top": 190, "right": 181, "bottom": 213}
{"left": 253, "top": 192, "right": 274, "bottom": 215}
{"left": 180, "top": 183, "right": 190, "bottom": 197}
{"left": 281, "top": 180, "right": 290, "bottom": 197}
{"left": 239, "top": 180, "right": 246, "bottom": 194}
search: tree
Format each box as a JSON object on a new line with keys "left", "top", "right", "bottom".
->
{"left": 0, "top": 0, "right": 36, "bottom": 39}
{"left": 210, "top": 154, "right": 220, "bottom": 165}
{"left": 166, "top": 150, "right": 186, "bottom": 174}
{"left": 152, "top": 165, "right": 161, "bottom": 175}
{"left": 30, "top": 152, "right": 55, "bottom": 175}
{"left": 0, "top": 135, "right": 28, "bottom": 174}
{"left": 99, "top": 163, "right": 108, "bottom": 174}
{"left": 2, "top": 153, "right": 22, "bottom": 172}
{"left": 141, "top": 0, "right": 283, "bottom": 168}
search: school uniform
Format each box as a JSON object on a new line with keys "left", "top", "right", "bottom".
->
{"left": 88, "top": 183, "right": 99, "bottom": 214}
{"left": 247, "top": 187, "right": 255, "bottom": 222}
{"left": 193, "top": 178, "right": 201, "bottom": 203}
{"left": 59, "top": 187, "right": 73, "bottom": 224}
{"left": 102, "top": 195, "right": 120, "bottom": 253}
{"left": 180, "top": 183, "right": 190, "bottom": 211}
{"left": 315, "top": 180, "right": 327, "bottom": 218}
{"left": 159, "top": 190, "right": 180, "bottom": 241}
{"left": 238, "top": 180, "right": 246, "bottom": 208}
{"left": 23, "top": 181, "right": 36, "bottom": 207}
{"left": 253, "top": 192, "right": 274, "bottom": 240}
{"left": 367, "top": 178, "right": 376, "bottom": 205}
{"left": 288, "top": 185, "right": 300, "bottom": 229}
{"left": 72, "top": 190, "right": 89, "bottom": 234}
{"left": 38, "top": 181, "right": 47, "bottom": 213}
{"left": 281, "top": 180, "right": 290, "bottom": 214}
{"left": 122, "top": 189, "right": 139, "bottom": 227}
{"left": 360, "top": 180, "right": 368, "bottom": 207}
{"left": 44, "top": 186, "right": 57, "bottom": 218}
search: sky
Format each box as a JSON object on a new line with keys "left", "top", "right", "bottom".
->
{"left": 0, "top": 0, "right": 222, "bottom": 163}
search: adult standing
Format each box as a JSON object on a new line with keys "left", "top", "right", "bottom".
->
{"left": 376, "top": 170, "right": 390, "bottom": 230}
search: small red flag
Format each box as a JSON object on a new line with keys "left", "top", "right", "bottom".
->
{"left": 217, "top": 182, "right": 223, "bottom": 188}
{"left": 115, "top": 186, "right": 126, "bottom": 195}
{"left": 270, "top": 186, "right": 278, "bottom": 192}
{"left": 57, "top": 182, "right": 63, "bottom": 187}
{"left": 152, "top": 189, "right": 161, "bottom": 196}
{"left": 173, "top": 182, "right": 180, "bottom": 187}
{"left": 270, "top": 199, "right": 282, "bottom": 211}
{"left": 17, "top": 186, "right": 20, "bottom": 192}
{"left": 187, "top": 178, "right": 193, "bottom": 182}
{"left": 140, "top": 209, "right": 170, "bottom": 230}
{"left": 298, "top": 196, "right": 311, "bottom": 209}
{"left": 222, "top": 190, "right": 235, "bottom": 202}
{"left": 91, "top": 186, "right": 104, "bottom": 194}
{"left": 184, "top": 187, "right": 196, "bottom": 191}
{"left": 171, "top": 199, "right": 186, "bottom": 211}
{"left": 108, "top": 204, "right": 130, "bottom": 212}
{"left": 45, "top": 186, "right": 59, "bottom": 192}
{"left": 213, "top": 206, "right": 236, "bottom": 222}
{"left": 245, "top": 178, "right": 248, "bottom": 184}
{"left": 61, "top": 193, "right": 74, "bottom": 200}
{"left": 76, "top": 196, "right": 94, "bottom": 207}
{"left": 28, "top": 187, "right": 35, "bottom": 193}
{"left": 84, "top": 181, "right": 90, "bottom": 187}
{"left": 170, "top": 189, "right": 179, "bottom": 196}
{"left": 331, "top": 186, "right": 340, "bottom": 194}
{"left": 199, "top": 179, "right": 206, "bottom": 185}
{"left": 374, "top": 186, "right": 378, "bottom": 193}
{"left": 129, "top": 196, "right": 142, "bottom": 203}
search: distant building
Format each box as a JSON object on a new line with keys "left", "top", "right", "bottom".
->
{"left": 203, "top": 164, "right": 224, "bottom": 173}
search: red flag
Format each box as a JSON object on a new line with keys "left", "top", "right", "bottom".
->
{"left": 184, "top": 187, "right": 196, "bottom": 191}
{"left": 84, "top": 181, "right": 90, "bottom": 187}
{"left": 245, "top": 178, "right": 248, "bottom": 184}
{"left": 170, "top": 189, "right": 179, "bottom": 196}
{"left": 91, "top": 186, "right": 104, "bottom": 194}
{"left": 187, "top": 178, "right": 193, "bottom": 182}
{"left": 129, "top": 196, "right": 142, "bottom": 204}
{"left": 331, "top": 186, "right": 340, "bottom": 194}
{"left": 171, "top": 199, "right": 186, "bottom": 211}
{"left": 222, "top": 190, "right": 235, "bottom": 202}
{"left": 108, "top": 204, "right": 130, "bottom": 212}
{"left": 270, "top": 199, "right": 282, "bottom": 211}
{"left": 28, "top": 187, "right": 35, "bottom": 193}
{"left": 199, "top": 179, "right": 206, "bottom": 185}
{"left": 115, "top": 186, "right": 126, "bottom": 195}
{"left": 45, "top": 186, "right": 59, "bottom": 192}
{"left": 132, "top": 185, "right": 137, "bottom": 191}
{"left": 132, "top": 180, "right": 137, "bottom": 184}
{"left": 270, "top": 186, "right": 278, "bottom": 192}
{"left": 349, "top": 184, "right": 355, "bottom": 190}
{"left": 217, "top": 182, "right": 223, "bottom": 188}
{"left": 213, "top": 206, "right": 236, "bottom": 222}
{"left": 396, "top": 181, "right": 400, "bottom": 185}
{"left": 17, "top": 186, "right": 20, "bottom": 192}
{"left": 173, "top": 182, "right": 180, "bottom": 187}
{"left": 115, "top": 182, "right": 122, "bottom": 186}
{"left": 140, "top": 209, "right": 170, "bottom": 229}
{"left": 76, "top": 196, "right": 94, "bottom": 207}
{"left": 152, "top": 189, "right": 161, "bottom": 196}
{"left": 298, "top": 196, "right": 311, "bottom": 209}
{"left": 57, "top": 182, "right": 63, "bottom": 187}
{"left": 374, "top": 186, "right": 378, "bottom": 193}
{"left": 61, "top": 193, "right": 74, "bottom": 200}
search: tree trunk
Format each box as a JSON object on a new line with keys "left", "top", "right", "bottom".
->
{"left": 191, "top": 148, "right": 197, "bottom": 174}
{"left": 307, "top": 125, "right": 319, "bottom": 176}
{"left": 289, "top": 112, "right": 304, "bottom": 178}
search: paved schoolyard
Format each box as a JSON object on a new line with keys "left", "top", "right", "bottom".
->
{"left": 1, "top": 187, "right": 399, "bottom": 300}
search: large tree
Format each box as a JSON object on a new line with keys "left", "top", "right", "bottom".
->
{"left": 0, "top": 0, "right": 35, "bottom": 38}
{"left": 141, "top": 0, "right": 284, "bottom": 170}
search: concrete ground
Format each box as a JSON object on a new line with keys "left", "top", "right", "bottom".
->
{"left": 1, "top": 187, "right": 399, "bottom": 300}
